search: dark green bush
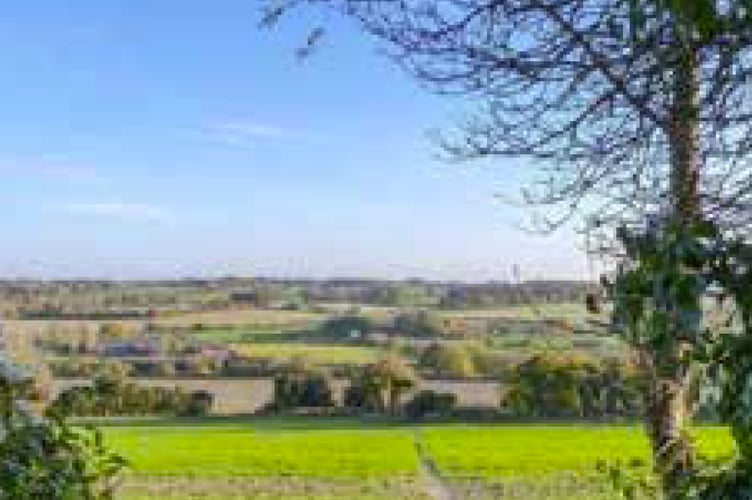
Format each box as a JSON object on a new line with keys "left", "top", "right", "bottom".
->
{"left": 50, "top": 373, "right": 213, "bottom": 417}
{"left": 404, "top": 390, "right": 456, "bottom": 418}
{"left": 0, "top": 360, "right": 126, "bottom": 499}
{"left": 503, "top": 355, "right": 643, "bottom": 418}
{"left": 272, "top": 365, "right": 334, "bottom": 410}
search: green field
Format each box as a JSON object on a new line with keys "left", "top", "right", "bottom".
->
{"left": 438, "top": 303, "right": 595, "bottom": 320}
{"left": 108, "top": 424, "right": 418, "bottom": 477}
{"left": 154, "top": 309, "right": 328, "bottom": 329}
{"left": 104, "top": 420, "right": 734, "bottom": 499}
{"left": 192, "top": 328, "right": 285, "bottom": 344}
{"left": 230, "top": 343, "right": 382, "bottom": 364}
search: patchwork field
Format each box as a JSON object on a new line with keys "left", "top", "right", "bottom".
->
{"left": 230, "top": 343, "right": 383, "bottom": 364}
{"left": 437, "top": 303, "right": 594, "bottom": 320}
{"left": 154, "top": 309, "right": 328, "bottom": 329}
{"left": 192, "top": 328, "right": 285, "bottom": 343}
{"left": 103, "top": 420, "right": 734, "bottom": 499}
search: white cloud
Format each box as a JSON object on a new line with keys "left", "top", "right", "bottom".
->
{"left": 57, "top": 202, "right": 170, "bottom": 222}
{"left": 203, "top": 120, "right": 289, "bottom": 148}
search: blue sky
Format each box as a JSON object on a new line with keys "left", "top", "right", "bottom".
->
{"left": 0, "top": 1, "right": 591, "bottom": 280}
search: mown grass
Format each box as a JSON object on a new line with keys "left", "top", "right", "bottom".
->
{"left": 423, "top": 425, "right": 733, "bottom": 499}
{"left": 423, "top": 425, "right": 733, "bottom": 479}
{"left": 103, "top": 420, "right": 735, "bottom": 499}
{"left": 106, "top": 423, "right": 419, "bottom": 477}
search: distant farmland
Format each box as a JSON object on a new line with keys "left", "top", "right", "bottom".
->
{"left": 152, "top": 308, "right": 328, "bottom": 328}
{"left": 230, "top": 343, "right": 382, "bottom": 364}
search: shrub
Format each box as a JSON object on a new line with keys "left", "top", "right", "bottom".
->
{"left": 272, "top": 364, "right": 334, "bottom": 410}
{"left": 179, "top": 390, "right": 213, "bottom": 417}
{"left": 404, "top": 390, "right": 456, "bottom": 419}
{"left": 392, "top": 310, "right": 444, "bottom": 337}
{"left": 344, "top": 355, "right": 417, "bottom": 415}
{"left": 418, "top": 342, "right": 475, "bottom": 378}
{"left": 343, "top": 381, "right": 383, "bottom": 413}
{"left": 318, "top": 315, "right": 372, "bottom": 340}
{"left": 502, "top": 354, "right": 643, "bottom": 418}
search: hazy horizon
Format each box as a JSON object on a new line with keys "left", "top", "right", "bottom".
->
{"left": 0, "top": 272, "right": 596, "bottom": 284}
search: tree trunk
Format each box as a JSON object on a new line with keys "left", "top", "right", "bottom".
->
{"left": 648, "top": 46, "right": 701, "bottom": 497}
{"left": 643, "top": 352, "right": 694, "bottom": 496}
{"left": 669, "top": 50, "right": 701, "bottom": 222}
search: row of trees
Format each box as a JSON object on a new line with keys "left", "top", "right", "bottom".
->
{"left": 0, "top": 277, "right": 591, "bottom": 318}
{"left": 0, "top": 280, "right": 234, "bottom": 318}
{"left": 249, "top": 280, "right": 589, "bottom": 309}
{"left": 49, "top": 336, "right": 616, "bottom": 383}
{"left": 50, "top": 373, "right": 213, "bottom": 417}
{"left": 271, "top": 353, "right": 646, "bottom": 419}
{"left": 50, "top": 356, "right": 225, "bottom": 379}
{"left": 269, "top": 357, "right": 457, "bottom": 418}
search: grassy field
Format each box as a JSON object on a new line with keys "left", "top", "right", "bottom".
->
{"left": 230, "top": 343, "right": 383, "bottom": 364}
{"left": 154, "top": 309, "right": 328, "bottom": 328}
{"left": 438, "top": 303, "right": 595, "bottom": 320}
{"left": 103, "top": 419, "right": 734, "bottom": 499}
{"left": 192, "top": 328, "right": 285, "bottom": 344}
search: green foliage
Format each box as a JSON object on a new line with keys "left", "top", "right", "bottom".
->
{"left": 602, "top": 218, "right": 752, "bottom": 498}
{"left": 404, "top": 389, "right": 456, "bottom": 418}
{"left": 318, "top": 315, "right": 372, "bottom": 340}
{"left": 503, "top": 355, "right": 643, "bottom": 419}
{"left": 609, "top": 220, "right": 715, "bottom": 361}
{"left": 418, "top": 342, "right": 476, "bottom": 378}
{"left": 595, "top": 458, "right": 659, "bottom": 499}
{"left": 182, "top": 390, "right": 213, "bottom": 417}
{"left": 345, "top": 355, "right": 416, "bottom": 414}
{"left": 392, "top": 309, "right": 445, "bottom": 337}
{"left": 50, "top": 373, "right": 213, "bottom": 417}
{"left": 628, "top": 0, "right": 752, "bottom": 45}
{"left": 272, "top": 363, "right": 335, "bottom": 410}
{"left": 0, "top": 359, "right": 126, "bottom": 499}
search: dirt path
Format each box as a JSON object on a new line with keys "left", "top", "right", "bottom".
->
{"left": 414, "top": 430, "right": 454, "bottom": 500}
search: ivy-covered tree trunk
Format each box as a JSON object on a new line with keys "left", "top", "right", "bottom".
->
{"left": 643, "top": 351, "right": 694, "bottom": 496}
{"left": 646, "top": 47, "right": 701, "bottom": 497}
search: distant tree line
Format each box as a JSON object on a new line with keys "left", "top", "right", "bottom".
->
{"left": 249, "top": 279, "right": 591, "bottom": 309}
{"left": 0, "top": 278, "right": 590, "bottom": 318}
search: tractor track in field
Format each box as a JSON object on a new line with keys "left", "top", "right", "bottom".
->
{"left": 414, "top": 430, "right": 455, "bottom": 500}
